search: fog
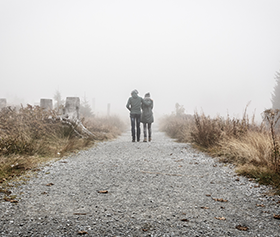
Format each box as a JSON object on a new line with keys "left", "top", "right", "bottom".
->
{"left": 1, "top": 0, "right": 280, "bottom": 121}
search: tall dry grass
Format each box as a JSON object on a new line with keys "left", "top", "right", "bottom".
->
{"left": 158, "top": 114, "right": 193, "bottom": 143}
{"left": 84, "top": 115, "right": 126, "bottom": 140}
{"left": 159, "top": 109, "right": 280, "bottom": 193}
{"left": 0, "top": 105, "right": 126, "bottom": 183}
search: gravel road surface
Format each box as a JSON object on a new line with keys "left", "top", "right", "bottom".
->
{"left": 0, "top": 129, "right": 280, "bottom": 236}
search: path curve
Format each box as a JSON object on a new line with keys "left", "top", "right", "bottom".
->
{"left": 1, "top": 129, "right": 280, "bottom": 236}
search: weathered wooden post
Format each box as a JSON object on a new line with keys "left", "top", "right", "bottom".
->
{"left": 0, "top": 98, "right": 7, "bottom": 109}
{"left": 64, "top": 97, "right": 80, "bottom": 120}
{"left": 40, "top": 99, "right": 53, "bottom": 110}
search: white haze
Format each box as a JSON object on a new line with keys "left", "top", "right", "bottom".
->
{"left": 1, "top": 0, "right": 280, "bottom": 121}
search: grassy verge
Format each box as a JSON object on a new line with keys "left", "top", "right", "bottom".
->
{"left": 0, "top": 105, "right": 126, "bottom": 186}
{"left": 159, "top": 109, "right": 280, "bottom": 195}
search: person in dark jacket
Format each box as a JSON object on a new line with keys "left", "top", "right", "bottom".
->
{"left": 141, "top": 92, "right": 154, "bottom": 142}
{"left": 126, "top": 89, "right": 143, "bottom": 142}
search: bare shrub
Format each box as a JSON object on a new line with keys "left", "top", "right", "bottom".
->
{"left": 218, "top": 131, "right": 272, "bottom": 166}
{"left": 159, "top": 114, "right": 193, "bottom": 143}
{"left": 262, "top": 109, "right": 280, "bottom": 172}
{"left": 160, "top": 107, "right": 280, "bottom": 191}
{"left": 0, "top": 105, "right": 60, "bottom": 155}
{"left": 0, "top": 105, "right": 126, "bottom": 182}
{"left": 84, "top": 115, "right": 127, "bottom": 140}
{"left": 190, "top": 112, "right": 224, "bottom": 148}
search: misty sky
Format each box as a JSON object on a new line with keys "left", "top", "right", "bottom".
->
{"left": 1, "top": 0, "right": 280, "bottom": 120}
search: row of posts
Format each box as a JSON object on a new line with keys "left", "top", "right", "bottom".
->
{"left": 0, "top": 98, "right": 111, "bottom": 119}
{"left": 0, "top": 97, "right": 81, "bottom": 120}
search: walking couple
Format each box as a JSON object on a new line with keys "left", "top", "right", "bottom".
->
{"left": 126, "top": 89, "right": 154, "bottom": 142}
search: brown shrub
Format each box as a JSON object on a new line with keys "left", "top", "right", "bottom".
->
{"left": 159, "top": 109, "right": 280, "bottom": 191}
{"left": 159, "top": 114, "right": 193, "bottom": 143}
{"left": 84, "top": 115, "right": 127, "bottom": 140}
{"left": 0, "top": 105, "right": 126, "bottom": 181}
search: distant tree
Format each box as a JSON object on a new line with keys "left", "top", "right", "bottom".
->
{"left": 175, "top": 103, "right": 185, "bottom": 117}
{"left": 271, "top": 69, "right": 280, "bottom": 109}
{"left": 53, "top": 90, "right": 62, "bottom": 109}
{"left": 53, "top": 90, "right": 64, "bottom": 114}
{"left": 80, "top": 96, "right": 94, "bottom": 118}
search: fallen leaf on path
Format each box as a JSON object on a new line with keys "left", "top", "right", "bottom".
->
{"left": 236, "top": 225, "right": 248, "bottom": 231}
{"left": 97, "top": 190, "right": 108, "bottom": 193}
{"left": 235, "top": 178, "right": 240, "bottom": 181}
{"left": 0, "top": 189, "right": 11, "bottom": 195}
{"left": 181, "top": 219, "right": 189, "bottom": 222}
{"left": 73, "top": 213, "right": 87, "bottom": 215}
{"left": 206, "top": 194, "right": 211, "bottom": 197}
{"left": 263, "top": 211, "right": 270, "bottom": 213}
{"left": 256, "top": 204, "right": 265, "bottom": 207}
{"left": 194, "top": 162, "right": 199, "bottom": 164}
{"left": 4, "top": 197, "right": 18, "bottom": 203}
{"left": 41, "top": 192, "right": 47, "bottom": 195}
{"left": 60, "top": 161, "right": 67, "bottom": 163}
{"left": 78, "top": 230, "right": 88, "bottom": 235}
{"left": 46, "top": 183, "right": 54, "bottom": 186}
{"left": 273, "top": 214, "right": 280, "bottom": 219}
{"left": 213, "top": 198, "right": 228, "bottom": 202}
{"left": 248, "top": 178, "right": 254, "bottom": 181}
{"left": 215, "top": 217, "right": 226, "bottom": 220}
{"left": 178, "top": 165, "right": 182, "bottom": 167}
{"left": 170, "top": 153, "right": 173, "bottom": 155}
{"left": 201, "top": 206, "right": 209, "bottom": 209}
{"left": 213, "top": 164, "right": 217, "bottom": 167}
{"left": 254, "top": 185, "right": 260, "bottom": 188}
{"left": 142, "top": 228, "right": 148, "bottom": 232}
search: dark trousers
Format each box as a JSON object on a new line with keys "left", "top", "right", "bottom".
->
{"left": 143, "top": 123, "right": 152, "bottom": 138}
{"left": 130, "top": 114, "right": 141, "bottom": 141}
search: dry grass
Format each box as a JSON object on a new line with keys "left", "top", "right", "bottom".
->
{"left": 158, "top": 114, "right": 193, "bottom": 143}
{"left": 0, "top": 105, "right": 126, "bottom": 183}
{"left": 217, "top": 131, "right": 272, "bottom": 165}
{"left": 159, "top": 110, "right": 280, "bottom": 194}
{"left": 84, "top": 115, "right": 126, "bottom": 140}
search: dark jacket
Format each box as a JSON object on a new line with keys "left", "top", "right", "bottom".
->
{"left": 141, "top": 97, "right": 154, "bottom": 123}
{"left": 126, "top": 91, "right": 142, "bottom": 114}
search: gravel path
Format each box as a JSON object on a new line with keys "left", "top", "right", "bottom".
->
{"left": 1, "top": 129, "right": 280, "bottom": 236}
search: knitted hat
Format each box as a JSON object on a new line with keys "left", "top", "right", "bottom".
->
{"left": 131, "top": 89, "right": 138, "bottom": 95}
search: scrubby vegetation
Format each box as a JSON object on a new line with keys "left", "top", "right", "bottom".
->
{"left": 159, "top": 106, "right": 280, "bottom": 194}
{"left": 0, "top": 105, "right": 126, "bottom": 183}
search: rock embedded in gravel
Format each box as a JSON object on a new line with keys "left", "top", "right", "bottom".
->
{"left": 0, "top": 129, "right": 280, "bottom": 236}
